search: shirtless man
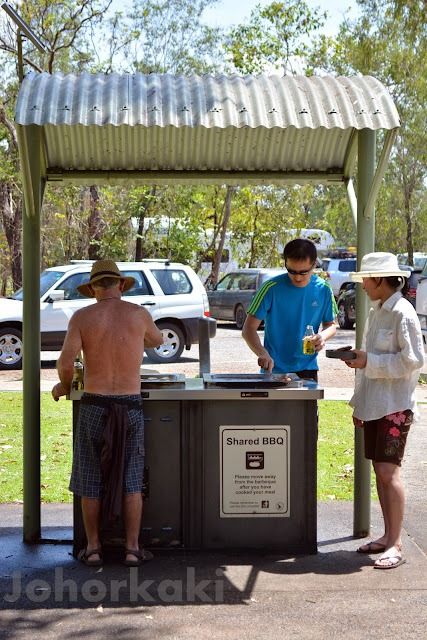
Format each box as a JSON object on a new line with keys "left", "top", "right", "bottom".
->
{"left": 52, "top": 259, "right": 163, "bottom": 567}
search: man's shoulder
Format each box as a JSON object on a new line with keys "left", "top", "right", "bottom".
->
{"left": 74, "top": 298, "right": 143, "bottom": 319}
{"left": 257, "top": 274, "right": 284, "bottom": 298}
{"left": 266, "top": 273, "right": 287, "bottom": 288}
{"left": 311, "top": 275, "right": 333, "bottom": 292}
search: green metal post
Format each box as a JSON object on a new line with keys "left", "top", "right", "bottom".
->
{"left": 22, "top": 127, "right": 42, "bottom": 543}
{"left": 353, "top": 129, "right": 376, "bottom": 538}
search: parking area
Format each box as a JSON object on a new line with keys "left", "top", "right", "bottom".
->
{"left": 1, "top": 324, "right": 425, "bottom": 393}
{"left": 0, "top": 325, "right": 357, "bottom": 389}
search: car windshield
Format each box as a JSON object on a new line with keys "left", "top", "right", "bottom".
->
{"left": 12, "top": 270, "right": 65, "bottom": 300}
{"left": 413, "top": 257, "right": 427, "bottom": 270}
{"left": 398, "top": 254, "right": 427, "bottom": 271}
{"left": 259, "top": 270, "right": 285, "bottom": 285}
{"left": 339, "top": 259, "right": 357, "bottom": 271}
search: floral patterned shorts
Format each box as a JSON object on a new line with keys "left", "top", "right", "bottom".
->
{"left": 364, "top": 410, "right": 413, "bottom": 466}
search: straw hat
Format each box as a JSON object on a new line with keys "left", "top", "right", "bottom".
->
{"left": 350, "top": 252, "right": 411, "bottom": 282}
{"left": 77, "top": 260, "right": 135, "bottom": 298}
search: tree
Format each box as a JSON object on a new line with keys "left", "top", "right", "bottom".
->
{"left": 0, "top": 1, "right": 112, "bottom": 73}
{"left": 308, "top": 0, "right": 427, "bottom": 261}
{"left": 110, "top": 0, "right": 223, "bottom": 74}
{"left": 0, "top": 1, "right": 112, "bottom": 289}
{"left": 226, "top": 0, "right": 327, "bottom": 75}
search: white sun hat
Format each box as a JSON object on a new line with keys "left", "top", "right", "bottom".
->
{"left": 350, "top": 252, "right": 411, "bottom": 282}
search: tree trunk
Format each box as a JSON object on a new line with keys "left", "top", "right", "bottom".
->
{"left": 248, "top": 201, "right": 261, "bottom": 267}
{"left": 135, "top": 186, "right": 157, "bottom": 261}
{"left": 404, "top": 201, "right": 413, "bottom": 266}
{"left": 205, "top": 186, "right": 236, "bottom": 288}
{"left": 87, "top": 185, "right": 103, "bottom": 260}
{"left": 401, "top": 167, "right": 415, "bottom": 266}
{"left": 0, "top": 181, "right": 22, "bottom": 290}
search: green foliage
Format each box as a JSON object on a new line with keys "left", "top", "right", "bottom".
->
{"left": 0, "top": 0, "right": 425, "bottom": 285}
{"left": 18, "top": 0, "right": 112, "bottom": 73}
{"left": 308, "top": 0, "right": 427, "bottom": 257}
{"left": 226, "top": 0, "right": 327, "bottom": 74}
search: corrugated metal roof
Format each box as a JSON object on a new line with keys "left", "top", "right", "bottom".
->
{"left": 15, "top": 72, "right": 400, "bottom": 177}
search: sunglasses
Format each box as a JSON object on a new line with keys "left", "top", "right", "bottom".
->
{"left": 285, "top": 263, "right": 315, "bottom": 276}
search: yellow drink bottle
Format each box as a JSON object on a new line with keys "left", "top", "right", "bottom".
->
{"left": 302, "top": 325, "right": 315, "bottom": 355}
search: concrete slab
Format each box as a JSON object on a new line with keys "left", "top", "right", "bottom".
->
{"left": 0, "top": 500, "right": 426, "bottom": 640}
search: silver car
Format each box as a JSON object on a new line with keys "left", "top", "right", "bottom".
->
{"left": 207, "top": 268, "right": 286, "bottom": 329}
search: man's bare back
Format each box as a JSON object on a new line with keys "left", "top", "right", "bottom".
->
{"left": 78, "top": 299, "right": 161, "bottom": 394}
{"left": 53, "top": 282, "right": 163, "bottom": 399}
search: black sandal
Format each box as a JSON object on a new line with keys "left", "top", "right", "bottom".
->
{"left": 123, "top": 548, "right": 153, "bottom": 567}
{"left": 77, "top": 547, "right": 103, "bottom": 567}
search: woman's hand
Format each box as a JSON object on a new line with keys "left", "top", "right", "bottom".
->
{"left": 345, "top": 349, "right": 367, "bottom": 369}
{"left": 353, "top": 415, "right": 364, "bottom": 428}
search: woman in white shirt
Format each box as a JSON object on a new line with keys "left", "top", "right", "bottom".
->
{"left": 344, "top": 252, "right": 424, "bottom": 569}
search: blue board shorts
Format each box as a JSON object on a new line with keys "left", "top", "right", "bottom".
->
{"left": 69, "top": 393, "right": 145, "bottom": 498}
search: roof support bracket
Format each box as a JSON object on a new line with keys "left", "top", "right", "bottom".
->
{"left": 345, "top": 178, "right": 357, "bottom": 229}
{"left": 16, "top": 124, "right": 45, "bottom": 217}
{"left": 363, "top": 128, "right": 398, "bottom": 219}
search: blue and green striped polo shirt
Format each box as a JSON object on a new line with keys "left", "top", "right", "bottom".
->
{"left": 247, "top": 273, "right": 337, "bottom": 373}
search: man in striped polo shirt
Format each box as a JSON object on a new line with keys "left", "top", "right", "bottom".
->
{"left": 242, "top": 239, "right": 337, "bottom": 381}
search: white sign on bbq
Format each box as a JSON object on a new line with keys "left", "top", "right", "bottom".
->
{"left": 220, "top": 425, "right": 290, "bottom": 518}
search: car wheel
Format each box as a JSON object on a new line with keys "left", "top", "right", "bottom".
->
{"left": 0, "top": 327, "right": 23, "bottom": 370}
{"left": 235, "top": 304, "right": 247, "bottom": 330}
{"left": 145, "top": 322, "right": 185, "bottom": 364}
{"left": 337, "top": 304, "right": 354, "bottom": 330}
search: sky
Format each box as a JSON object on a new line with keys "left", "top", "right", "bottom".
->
{"left": 202, "top": 0, "right": 357, "bottom": 36}
{"left": 108, "top": 1, "right": 358, "bottom": 38}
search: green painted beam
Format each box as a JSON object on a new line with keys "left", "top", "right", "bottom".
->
{"left": 46, "top": 169, "right": 345, "bottom": 186}
{"left": 353, "top": 128, "right": 376, "bottom": 539}
{"left": 19, "top": 126, "right": 43, "bottom": 543}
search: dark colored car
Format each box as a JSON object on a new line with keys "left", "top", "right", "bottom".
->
{"left": 207, "top": 268, "right": 286, "bottom": 329}
{"left": 336, "top": 282, "right": 356, "bottom": 329}
{"left": 336, "top": 266, "right": 420, "bottom": 330}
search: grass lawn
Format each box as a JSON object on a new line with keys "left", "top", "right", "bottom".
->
{"left": 0, "top": 393, "right": 374, "bottom": 502}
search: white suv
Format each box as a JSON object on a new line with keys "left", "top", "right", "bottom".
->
{"left": 0, "top": 260, "right": 215, "bottom": 370}
{"left": 322, "top": 257, "right": 357, "bottom": 297}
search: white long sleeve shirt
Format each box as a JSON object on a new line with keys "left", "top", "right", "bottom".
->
{"left": 350, "top": 292, "right": 425, "bottom": 422}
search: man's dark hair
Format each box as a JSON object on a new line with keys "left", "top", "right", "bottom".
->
{"left": 283, "top": 238, "right": 317, "bottom": 263}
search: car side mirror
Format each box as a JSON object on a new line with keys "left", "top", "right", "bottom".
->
{"left": 48, "top": 290, "right": 65, "bottom": 302}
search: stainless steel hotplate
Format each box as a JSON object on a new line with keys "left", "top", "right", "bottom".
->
{"left": 202, "top": 373, "right": 302, "bottom": 389}
{"left": 140, "top": 373, "right": 186, "bottom": 388}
